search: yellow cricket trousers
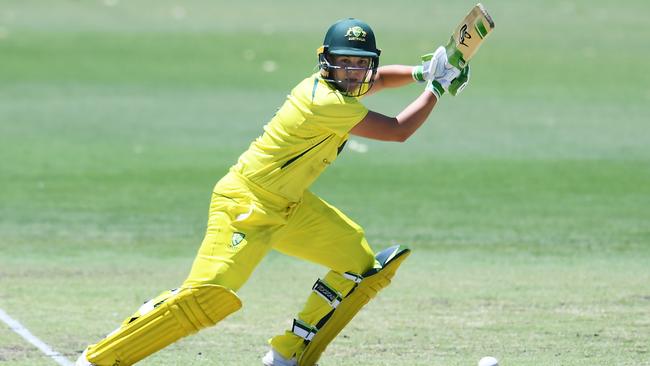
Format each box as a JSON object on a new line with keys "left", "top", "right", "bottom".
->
{"left": 183, "top": 171, "right": 376, "bottom": 359}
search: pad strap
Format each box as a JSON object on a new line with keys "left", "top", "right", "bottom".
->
{"left": 292, "top": 319, "right": 318, "bottom": 342}
{"left": 342, "top": 272, "right": 363, "bottom": 284}
{"left": 312, "top": 279, "right": 343, "bottom": 309}
{"left": 297, "top": 245, "right": 411, "bottom": 366}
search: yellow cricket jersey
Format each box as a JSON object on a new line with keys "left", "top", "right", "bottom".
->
{"left": 231, "top": 73, "right": 368, "bottom": 202}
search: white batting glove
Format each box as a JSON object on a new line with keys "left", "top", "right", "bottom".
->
{"left": 425, "top": 62, "right": 461, "bottom": 98}
{"left": 449, "top": 64, "right": 471, "bottom": 96}
{"left": 412, "top": 46, "right": 449, "bottom": 82}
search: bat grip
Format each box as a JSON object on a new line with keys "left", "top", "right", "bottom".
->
{"left": 445, "top": 36, "right": 466, "bottom": 70}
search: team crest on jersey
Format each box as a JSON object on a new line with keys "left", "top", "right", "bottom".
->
{"left": 345, "top": 26, "right": 367, "bottom": 41}
{"left": 231, "top": 232, "right": 246, "bottom": 247}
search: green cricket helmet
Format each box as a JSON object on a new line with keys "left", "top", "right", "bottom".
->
{"left": 317, "top": 18, "right": 381, "bottom": 97}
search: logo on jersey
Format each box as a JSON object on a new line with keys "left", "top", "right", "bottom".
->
{"left": 231, "top": 232, "right": 246, "bottom": 247}
{"left": 345, "top": 26, "right": 367, "bottom": 42}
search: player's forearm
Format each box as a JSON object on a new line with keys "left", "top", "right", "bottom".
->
{"left": 374, "top": 65, "right": 418, "bottom": 89}
{"left": 393, "top": 90, "right": 438, "bottom": 141}
{"left": 349, "top": 90, "right": 437, "bottom": 142}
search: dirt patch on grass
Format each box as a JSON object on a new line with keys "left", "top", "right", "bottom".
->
{"left": 0, "top": 344, "right": 31, "bottom": 362}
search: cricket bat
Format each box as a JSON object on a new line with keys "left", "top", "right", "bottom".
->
{"left": 445, "top": 3, "right": 495, "bottom": 69}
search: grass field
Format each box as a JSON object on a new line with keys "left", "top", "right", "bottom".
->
{"left": 1, "top": 1, "right": 649, "bottom": 365}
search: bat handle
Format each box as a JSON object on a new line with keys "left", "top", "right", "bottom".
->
{"left": 445, "top": 36, "right": 466, "bottom": 70}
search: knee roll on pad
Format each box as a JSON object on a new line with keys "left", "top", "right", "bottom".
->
{"left": 296, "top": 245, "right": 411, "bottom": 366}
{"left": 86, "top": 285, "right": 242, "bottom": 366}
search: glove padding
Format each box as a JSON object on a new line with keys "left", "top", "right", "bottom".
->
{"left": 420, "top": 46, "right": 449, "bottom": 81}
{"left": 425, "top": 64, "right": 460, "bottom": 99}
{"left": 449, "top": 64, "right": 470, "bottom": 96}
{"left": 417, "top": 46, "right": 470, "bottom": 98}
{"left": 426, "top": 64, "right": 470, "bottom": 98}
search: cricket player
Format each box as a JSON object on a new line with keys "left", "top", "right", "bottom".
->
{"left": 76, "top": 18, "right": 469, "bottom": 366}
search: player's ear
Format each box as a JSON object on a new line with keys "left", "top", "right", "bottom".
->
{"left": 317, "top": 46, "right": 332, "bottom": 78}
{"left": 317, "top": 46, "right": 330, "bottom": 78}
{"left": 320, "top": 69, "right": 329, "bottom": 78}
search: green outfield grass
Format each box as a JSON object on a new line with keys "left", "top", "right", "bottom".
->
{"left": 1, "top": 1, "right": 649, "bottom": 365}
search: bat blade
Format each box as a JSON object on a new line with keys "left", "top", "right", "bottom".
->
{"left": 445, "top": 3, "right": 495, "bottom": 69}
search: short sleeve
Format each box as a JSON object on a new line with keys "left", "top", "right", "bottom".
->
{"left": 309, "top": 88, "right": 369, "bottom": 136}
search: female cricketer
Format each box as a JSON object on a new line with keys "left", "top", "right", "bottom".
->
{"left": 76, "top": 18, "right": 469, "bottom": 366}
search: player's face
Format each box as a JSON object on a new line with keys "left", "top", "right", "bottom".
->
{"left": 329, "top": 55, "right": 373, "bottom": 94}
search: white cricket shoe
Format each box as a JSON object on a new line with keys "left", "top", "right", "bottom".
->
{"left": 75, "top": 348, "right": 95, "bottom": 366}
{"left": 262, "top": 348, "right": 298, "bottom": 366}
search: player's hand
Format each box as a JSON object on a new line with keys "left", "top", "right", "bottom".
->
{"left": 425, "top": 61, "right": 461, "bottom": 99}
{"left": 421, "top": 46, "right": 448, "bottom": 81}
{"left": 449, "top": 64, "right": 470, "bottom": 96}
{"left": 413, "top": 46, "right": 448, "bottom": 82}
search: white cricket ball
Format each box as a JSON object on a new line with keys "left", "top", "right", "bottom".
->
{"left": 478, "top": 356, "right": 499, "bottom": 366}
